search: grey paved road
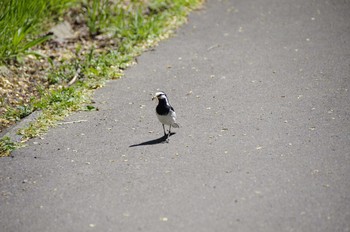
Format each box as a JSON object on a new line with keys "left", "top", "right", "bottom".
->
{"left": 1, "top": 0, "right": 350, "bottom": 231}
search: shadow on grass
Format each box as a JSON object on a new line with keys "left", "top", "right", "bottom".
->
{"left": 129, "top": 133, "right": 176, "bottom": 147}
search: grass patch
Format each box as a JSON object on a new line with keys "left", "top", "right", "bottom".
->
{"left": 0, "top": 0, "right": 76, "bottom": 63}
{"left": 19, "top": 85, "right": 93, "bottom": 140}
{"left": 0, "top": 0, "right": 204, "bottom": 156}
{"left": 0, "top": 136, "right": 16, "bottom": 157}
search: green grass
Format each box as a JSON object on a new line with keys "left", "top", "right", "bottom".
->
{"left": 0, "top": 136, "right": 16, "bottom": 157}
{"left": 85, "top": 0, "right": 112, "bottom": 36}
{"left": 19, "top": 85, "right": 93, "bottom": 140}
{"left": 0, "top": 0, "right": 75, "bottom": 63}
{"left": 0, "top": 0, "right": 203, "bottom": 156}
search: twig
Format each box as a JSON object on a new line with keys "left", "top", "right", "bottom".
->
{"left": 68, "top": 67, "right": 81, "bottom": 86}
{"left": 207, "top": 44, "right": 220, "bottom": 51}
{"left": 57, "top": 120, "right": 87, "bottom": 125}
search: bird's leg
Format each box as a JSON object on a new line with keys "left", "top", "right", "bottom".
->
{"left": 167, "top": 125, "right": 172, "bottom": 141}
{"left": 162, "top": 124, "right": 166, "bottom": 136}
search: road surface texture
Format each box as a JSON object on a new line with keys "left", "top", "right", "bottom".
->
{"left": 1, "top": 0, "right": 349, "bottom": 231}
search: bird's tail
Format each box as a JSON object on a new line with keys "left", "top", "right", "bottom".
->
{"left": 172, "top": 123, "right": 180, "bottom": 128}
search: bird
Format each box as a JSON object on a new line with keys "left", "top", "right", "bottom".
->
{"left": 152, "top": 91, "right": 179, "bottom": 141}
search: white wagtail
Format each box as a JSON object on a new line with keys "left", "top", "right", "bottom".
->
{"left": 152, "top": 91, "right": 179, "bottom": 141}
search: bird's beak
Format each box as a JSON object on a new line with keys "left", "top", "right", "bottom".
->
{"left": 152, "top": 95, "right": 156, "bottom": 101}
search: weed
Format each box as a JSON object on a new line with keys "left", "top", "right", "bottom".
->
{"left": 0, "top": 136, "right": 16, "bottom": 157}
{"left": 0, "top": 0, "right": 75, "bottom": 63}
{"left": 85, "top": 0, "right": 111, "bottom": 36}
{"left": 19, "top": 84, "right": 93, "bottom": 140}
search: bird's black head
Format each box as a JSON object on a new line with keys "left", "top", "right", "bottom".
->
{"left": 152, "top": 91, "right": 167, "bottom": 101}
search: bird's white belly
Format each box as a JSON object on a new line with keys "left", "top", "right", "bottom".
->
{"left": 156, "top": 112, "right": 176, "bottom": 126}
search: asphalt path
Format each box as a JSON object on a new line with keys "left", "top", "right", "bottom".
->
{"left": 1, "top": 0, "right": 350, "bottom": 231}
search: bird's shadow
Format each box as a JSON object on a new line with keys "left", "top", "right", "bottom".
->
{"left": 129, "top": 133, "right": 176, "bottom": 147}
